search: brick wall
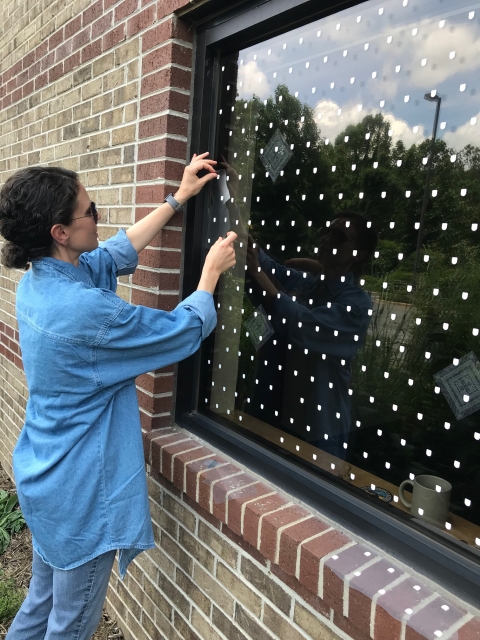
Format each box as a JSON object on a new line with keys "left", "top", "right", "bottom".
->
{"left": 0, "top": 0, "right": 194, "bottom": 474}
{"left": 2, "top": 2, "right": 480, "bottom": 640}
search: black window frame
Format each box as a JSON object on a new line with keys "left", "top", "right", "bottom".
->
{"left": 175, "top": 0, "right": 480, "bottom": 606}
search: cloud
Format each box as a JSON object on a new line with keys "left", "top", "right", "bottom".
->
{"left": 313, "top": 99, "right": 426, "bottom": 147}
{"left": 237, "top": 60, "right": 272, "bottom": 100}
{"left": 442, "top": 112, "right": 480, "bottom": 150}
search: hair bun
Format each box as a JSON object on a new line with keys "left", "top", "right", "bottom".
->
{"left": 1, "top": 242, "right": 30, "bottom": 270}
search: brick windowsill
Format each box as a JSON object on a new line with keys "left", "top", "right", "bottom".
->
{"left": 142, "top": 426, "right": 480, "bottom": 640}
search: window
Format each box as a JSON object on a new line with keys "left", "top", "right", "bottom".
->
{"left": 179, "top": 0, "right": 480, "bottom": 600}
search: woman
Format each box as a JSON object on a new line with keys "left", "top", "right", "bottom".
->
{"left": 0, "top": 153, "right": 236, "bottom": 639}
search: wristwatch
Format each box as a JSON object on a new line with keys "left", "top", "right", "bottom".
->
{"left": 164, "top": 193, "right": 184, "bottom": 214}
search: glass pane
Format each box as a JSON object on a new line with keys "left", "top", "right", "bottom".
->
{"left": 199, "top": 0, "right": 480, "bottom": 555}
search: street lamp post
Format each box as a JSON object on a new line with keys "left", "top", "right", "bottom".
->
{"left": 413, "top": 92, "right": 442, "bottom": 282}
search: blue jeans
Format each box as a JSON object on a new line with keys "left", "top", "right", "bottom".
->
{"left": 6, "top": 548, "right": 116, "bottom": 640}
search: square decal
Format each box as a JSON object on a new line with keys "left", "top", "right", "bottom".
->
{"left": 434, "top": 352, "right": 480, "bottom": 420}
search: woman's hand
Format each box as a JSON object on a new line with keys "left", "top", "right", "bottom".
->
{"left": 198, "top": 232, "right": 237, "bottom": 294}
{"left": 175, "top": 152, "right": 218, "bottom": 204}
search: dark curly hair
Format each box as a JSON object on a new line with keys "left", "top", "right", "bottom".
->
{"left": 0, "top": 166, "right": 79, "bottom": 270}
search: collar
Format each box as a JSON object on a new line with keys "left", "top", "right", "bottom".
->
{"left": 32, "top": 257, "right": 93, "bottom": 286}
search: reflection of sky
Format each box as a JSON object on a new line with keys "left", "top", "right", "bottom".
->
{"left": 234, "top": 0, "right": 480, "bottom": 150}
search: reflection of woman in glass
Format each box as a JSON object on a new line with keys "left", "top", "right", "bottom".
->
{"left": 245, "top": 214, "right": 378, "bottom": 459}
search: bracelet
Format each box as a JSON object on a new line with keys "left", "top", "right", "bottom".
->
{"left": 164, "top": 193, "right": 184, "bottom": 214}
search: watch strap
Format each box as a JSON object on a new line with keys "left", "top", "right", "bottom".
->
{"left": 164, "top": 193, "right": 184, "bottom": 213}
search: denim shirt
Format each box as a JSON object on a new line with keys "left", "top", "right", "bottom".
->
{"left": 13, "top": 230, "right": 216, "bottom": 577}
{"left": 249, "top": 249, "right": 372, "bottom": 457}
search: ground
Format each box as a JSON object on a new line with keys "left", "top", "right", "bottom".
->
{"left": 0, "top": 464, "right": 124, "bottom": 639}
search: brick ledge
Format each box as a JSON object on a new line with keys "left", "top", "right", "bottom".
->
{"left": 142, "top": 427, "right": 480, "bottom": 640}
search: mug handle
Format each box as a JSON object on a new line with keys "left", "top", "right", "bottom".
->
{"left": 399, "top": 480, "right": 413, "bottom": 508}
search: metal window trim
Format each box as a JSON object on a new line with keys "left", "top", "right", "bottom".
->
{"left": 175, "top": 0, "right": 480, "bottom": 605}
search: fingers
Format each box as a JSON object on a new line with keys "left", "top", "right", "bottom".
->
{"left": 221, "top": 231, "right": 237, "bottom": 246}
{"left": 190, "top": 151, "right": 211, "bottom": 163}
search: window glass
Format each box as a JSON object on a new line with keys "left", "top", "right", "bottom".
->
{"left": 199, "top": 0, "right": 480, "bottom": 555}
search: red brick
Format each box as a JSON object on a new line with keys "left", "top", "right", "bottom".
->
{"left": 40, "top": 51, "right": 55, "bottom": 72}
{"left": 150, "top": 466, "right": 182, "bottom": 497}
{"left": 211, "top": 474, "right": 256, "bottom": 523}
{"left": 137, "top": 160, "right": 184, "bottom": 183}
{"left": 65, "top": 15, "right": 82, "bottom": 39}
{"left": 138, "top": 113, "right": 188, "bottom": 139}
{"left": 157, "top": 0, "right": 190, "bottom": 20}
{"left": 349, "top": 560, "right": 406, "bottom": 636}
{"left": 49, "top": 28, "right": 64, "bottom": 51}
{"left": 140, "top": 90, "right": 189, "bottom": 117}
{"left": 198, "top": 464, "right": 241, "bottom": 513}
{"left": 143, "top": 428, "right": 177, "bottom": 464}
{"left": 56, "top": 40, "right": 73, "bottom": 62}
{"left": 333, "top": 611, "right": 371, "bottom": 640}
{"left": 324, "top": 544, "right": 379, "bottom": 613}
{"left": 260, "top": 505, "right": 310, "bottom": 562}
{"left": 35, "top": 71, "right": 48, "bottom": 91}
{"left": 405, "top": 597, "right": 466, "bottom": 640}
{"left": 142, "top": 43, "right": 192, "bottom": 75}
{"left": 458, "top": 618, "right": 480, "bottom": 639}
{"left": 115, "top": 0, "right": 138, "bottom": 22}
{"left": 141, "top": 16, "right": 192, "bottom": 53}
{"left": 83, "top": 0, "right": 104, "bottom": 25}
{"left": 22, "top": 81, "right": 34, "bottom": 98}
{"left": 139, "top": 248, "right": 182, "bottom": 269}
{"left": 151, "top": 432, "right": 191, "bottom": 474}
{"left": 48, "top": 62, "right": 63, "bottom": 83}
{"left": 92, "top": 13, "right": 113, "bottom": 39}
{"left": 162, "top": 438, "right": 198, "bottom": 482}
{"left": 64, "top": 52, "right": 81, "bottom": 74}
{"left": 135, "top": 227, "right": 183, "bottom": 250}
{"left": 225, "top": 483, "right": 273, "bottom": 536}
{"left": 103, "top": 24, "right": 126, "bottom": 51}
{"left": 132, "top": 268, "right": 179, "bottom": 290}
{"left": 136, "top": 373, "right": 174, "bottom": 395}
{"left": 131, "top": 288, "right": 179, "bottom": 310}
{"left": 141, "top": 412, "right": 172, "bottom": 432}
{"left": 185, "top": 456, "right": 226, "bottom": 501}
{"left": 243, "top": 494, "right": 288, "bottom": 549}
{"left": 137, "top": 387, "right": 172, "bottom": 414}
{"left": 299, "top": 531, "right": 352, "bottom": 594}
{"left": 278, "top": 517, "right": 331, "bottom": 578}
{"left": 374, "top": 578, "right": 434, "bottom": 640}
{"left": 82, "top": 39, "right": 103, "bottom": 64}
{"left": 173, "top": 447, "right": 213, "bottom": 491}
{"left": 141, "top": 66, "right": 191, "bottom": 96}
{"left": 127, "top": 5, "right": 156, "bottom": 36}
{"left": 73, "top": 27, "right": 91, "bottom": 51}
{"left": 22, "top": 51, "right": 35, "bottom": 70}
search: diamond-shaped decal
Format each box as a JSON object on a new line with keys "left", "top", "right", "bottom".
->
{"left": 434, "top": 352, "right": 480, "bottom": 420}
{"left": 260, "top": 129, "right": 293, "bottom": 182}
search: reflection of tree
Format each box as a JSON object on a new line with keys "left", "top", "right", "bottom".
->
{"left": 224, "top": 82, "right": 480, "bottom": 524}
{"left": 231, "top": 85, "right": 334, "bottom": 258}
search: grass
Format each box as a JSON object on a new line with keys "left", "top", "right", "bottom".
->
{"left": 0, "top": 570, "right": 25, "bottom": 626}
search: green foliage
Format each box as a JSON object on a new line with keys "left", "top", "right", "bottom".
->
{"left": 0, "top": 491, "right": 26, "bottom": 555}
{"left": 0, "top": 570, "right": 25, "bottom": 625}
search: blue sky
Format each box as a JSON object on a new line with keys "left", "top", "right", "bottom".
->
{"left": 234, "top": 0, "right": 480, "bottom": 152}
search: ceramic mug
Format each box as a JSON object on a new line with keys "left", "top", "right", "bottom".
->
{"left": 399, "top": 475, "right": 452, "bottom": 527}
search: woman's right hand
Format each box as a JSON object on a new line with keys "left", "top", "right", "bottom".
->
{"left": 198, "top": 232, "right": 237, "bottom": 294}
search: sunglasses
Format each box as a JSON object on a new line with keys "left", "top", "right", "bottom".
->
{"left": 73, "top": 202, "right": 98, "bottom": 224}
{"left": 318, "top": 226, "right": 348, "bottom": 245}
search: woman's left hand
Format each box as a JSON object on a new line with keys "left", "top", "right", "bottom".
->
{"left": 175, "top": 152, "right": 218, "bottom": 204}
